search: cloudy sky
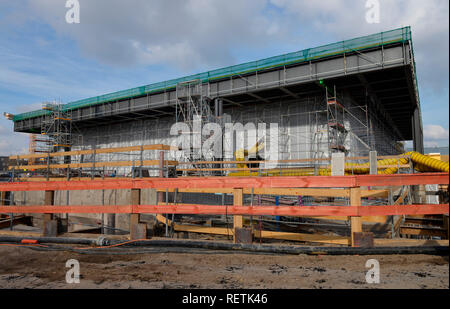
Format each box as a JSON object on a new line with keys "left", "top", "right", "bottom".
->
{"left": 0, "top": 0, "right": 448, "bottom": 155}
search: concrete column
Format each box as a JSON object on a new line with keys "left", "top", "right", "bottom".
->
{"left": 369, "top": 151, "right": 377, "bottom": 175}
{"left": 331, "top": 153, "right": 345, "bottom": 176}
{"left": 412, "top": 107, "right": 424, "bottom": 154}
{"left": 215, "top": 98, "right": 223, "bottom": 117}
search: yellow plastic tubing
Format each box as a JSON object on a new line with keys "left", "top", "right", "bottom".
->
{"left": 228, "top": 152, "right": 449, "bottom": 177}
{"left": 407, "top": 151, "right": 449, "bottom": 173}
{"left": 320, "top": 151, "right": 449, "bottom": 175}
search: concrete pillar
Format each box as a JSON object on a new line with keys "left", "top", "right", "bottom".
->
{"left": 369, "top": 151, "right": 377, "bottom": 175}
{"left": 215, "top": 98, "right": 223, "bottom": 117}
{"left": 331, "top": 153, "right": 345, "bottom": 176}
{"left": 412, "top": 107, "right": 424, "bottom": 154}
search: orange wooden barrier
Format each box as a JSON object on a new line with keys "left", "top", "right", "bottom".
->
{"left": 1, "top": 172, "right": 448, "bottom": 246}
{"left": 0, "top": 204, "right": 448, "bottom": 217}
{"left": 0, "top": 173, "right": 448, "bottom": 192}
{"left": 0, "top": 173, "right": 448, "bottom": 218}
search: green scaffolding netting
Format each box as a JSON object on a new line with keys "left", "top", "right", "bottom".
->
{"left": 13, "top": 26, "right": 412, "bottom": 122}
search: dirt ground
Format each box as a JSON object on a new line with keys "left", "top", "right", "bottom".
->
{"left": 0, "top": 245, "right": 448, "bottom": 289}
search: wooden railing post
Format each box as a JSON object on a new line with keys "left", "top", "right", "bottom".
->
{"left": 130, "top": 188, "right": 147, "bottom": 240}
{"left": 158, "top": 151, "right": 165, "bottom": 203}
{"left": 350, "top": 187, "right": 362, "bottom": 247}
{"left": 43, "top": 190, "right": 56, "bottom": 236}
{"left": 233, "top": 188, "right": 244, "bottom": 243}
{"left": 0, "top": 191, "right": 6, "bottom": 206}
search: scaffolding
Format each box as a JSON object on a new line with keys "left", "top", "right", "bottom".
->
{"left": 326, "top": 86, "right": 349, "bottom": 155}
{"left": 175, "top": 80, "right": 216, "bottom": 164}
{"left": 37, "top": 88, "right": 401, "bottom": 178}
{"left": 41, "top": 101, "right": 74, "bottom": 151}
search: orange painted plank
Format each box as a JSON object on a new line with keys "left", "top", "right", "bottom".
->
{"left": 355, "top": 173, "right": 449, "bottom": 187}
{"left": 1, "top": 204, "right": 447, "bottom": 217}
{"left": 359, "top": 205, "right": 449, "bottom": 216}
{"left": 0, "top": 176, "right": 356, "bottom": 191}
{"left": 1, "top": 173, "right": 448, "bottom": 192}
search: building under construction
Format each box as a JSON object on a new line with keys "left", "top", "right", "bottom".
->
{"left": 9, "top": 27, "right": 423, "bottom": 175}
{"left": 1, "top": 27, "right": 448, "bottom": 248}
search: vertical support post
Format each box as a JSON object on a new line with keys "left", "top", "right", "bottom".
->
{"left": 350, "top": 187, "right": 362, "bottom": 247}
{"left": 130, "top": 188, "right": 146, "bottom": 240}
{"left": 1, "top": 189, "right": 12, "bottom": 229}
{"left": 0, "top": 191, "right": 6, "bottom": 206}
{"left": 140, "top": 145, "right": 144, "bottom": 179}
{"left": 331, "top": 153, "right": 345, "bottom": 176}
{"left": 171, "top": 188, "right": 178, "bottom": 237}
{"left": 250, "top": 188, "right": 254, "bottom": 230}
{"left": 165, "top": 188, "right": 169, "bottom": 237}
{"left": 158, "top": 151, "right": 164, "bottom": 203}
{"left": 66, "top": 166, "right": 70, "bottom": 220}
{"left": 0, "top": 190, "right": 8, "bottom": 225}
{"left": 46, "top": 153, "right": 50, "bottom": 181}
{"left": 332, "top": 152, "right": 346, "bottom": 235}
{"left": 233, "top": 188, "right": 243, "bottom": 243}
{"left": 91, "top": 149, "right": 96, "bottom": 180}
{"left": 388, "top": 188, "right": 395, "bottom": 238}
{"left": 444, "top": 214, "right": 449, "bottom": 240}
{"left": 101, "top": 166, "right": 105, "bottom": 234}
{"left": 43, "top": 190, "right": 56, "bottom": 236}
{"left": 106, "top": 195, "right": 116, "bottom": 235}
{"left": 412, "top": 107, "right": 424, "bottom": 154}
{"left": 275, "top": 196, "right": 280, "bottom": 232}
{"left": 369, "top": 151, "right": 377, "bottom": 176}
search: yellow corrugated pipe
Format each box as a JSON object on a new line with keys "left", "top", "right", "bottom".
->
{"left": 408, "top": 151, "right": 449, "bottom": 173}
{"left": 317, "top": 152, "right": 448, "bottom": 175}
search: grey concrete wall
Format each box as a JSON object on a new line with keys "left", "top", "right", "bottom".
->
{"left": 63, "top": 93, "right": 402, "bottom": 177}
{"left": 13, "top": 188, "right": 157, "bottom": 233}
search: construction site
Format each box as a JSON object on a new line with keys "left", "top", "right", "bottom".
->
{"left": 0, "top": 26, "right": 448, "bottom": 289}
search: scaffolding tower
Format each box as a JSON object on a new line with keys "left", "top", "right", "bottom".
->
{"left": 327, "top": 92, "right": 348, "bottom": 155}
{"left": 40, "top": 101, "right": 74, "bottom": 152}
{"left": 175, "top": 80, "right": 215, "bottom": 162}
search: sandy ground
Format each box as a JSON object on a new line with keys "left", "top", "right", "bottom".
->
{"left": 0, "top": 245, "right": 448, "bottom": 289}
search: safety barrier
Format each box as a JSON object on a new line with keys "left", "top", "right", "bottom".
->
{"left": 0, "top": 173, "right": 448, "bottom": 247}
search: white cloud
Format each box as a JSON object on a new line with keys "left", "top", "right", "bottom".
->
{"left": 8, "top": 0, "right": 447, "bottom": 93}
{"left": 0, "top": 135, "right": 28, "bottom": 156}
{"left": 424, "top": 124, "right": 449, "bottom": 141}
{"left": 0, "top": 116, "right": 29, "bottom": 156}
{"left": 26, "top": 0, "right": 280, "bottom": 71}
{"left": 270, "top": 0, "right": 449, "bottom": 93}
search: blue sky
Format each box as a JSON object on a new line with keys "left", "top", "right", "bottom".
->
{"left": 0, "top": 0, "right": 448, "bottom": 155}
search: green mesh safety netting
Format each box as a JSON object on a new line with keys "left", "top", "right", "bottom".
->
{"left": 13, "top": 27, "right": 412, "bottom": 122}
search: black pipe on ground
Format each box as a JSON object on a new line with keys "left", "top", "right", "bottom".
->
{"left": 112, "top": 239, "right": 449, "bottom": 256}
{"left": 0, "top": 236, "right": 448, "bottom": 256}
{"left": 0, "top": 236, "right": 109, "bottom": 246}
